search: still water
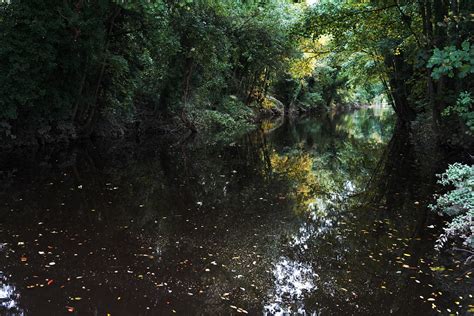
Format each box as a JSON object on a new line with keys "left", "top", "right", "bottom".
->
{"left": 0, "top": 109, "right": 472, "bottom": 315}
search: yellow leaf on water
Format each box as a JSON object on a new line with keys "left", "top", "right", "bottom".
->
{"left": 430, "top": 266, "right": 445, "bottom": 272}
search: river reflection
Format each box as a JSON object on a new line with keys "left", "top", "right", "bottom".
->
{"left": 0, "top": 109, "right": 472, "bottom": 315}
{"left": 0, "top": 273, "right": 23, "bottom": 315}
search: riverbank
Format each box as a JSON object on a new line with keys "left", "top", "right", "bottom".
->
{"left": 0, "top": 100, "right": 273, "bottom": 150}
{"left": 0, "top": 93, "right": 334, "bottom": 150}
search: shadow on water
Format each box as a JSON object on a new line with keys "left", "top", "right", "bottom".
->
{"left": 0, "top": 109, "right": 472, "bottom": 315}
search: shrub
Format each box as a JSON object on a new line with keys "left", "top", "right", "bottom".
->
{"left": 190, "top": 97, "right": 254, "bottom": 140}
{"left": 442, "top": 91, "right": 474, "bottom": 133}
{"left": 430, "top": 163, "right": 474, "bottom": 250}
{"left": 427, "top": 40, "right": 474, "bottom": 80}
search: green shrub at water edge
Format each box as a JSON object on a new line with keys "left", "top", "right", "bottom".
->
{"left": 189, "top": 97, "right": 255, "bottom": 141}
{"left": 430, "top": 163, "right": 474, "bottom": 251}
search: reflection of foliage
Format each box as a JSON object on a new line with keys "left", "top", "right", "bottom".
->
{"left": 339, "top": 108, "right": 394, "bottom": 141}
{"left": 0, "top": 108, "right": 402, "bottom": 314}
{"left": 271, "top": 153, "right": 318, "bottom": 211}
{"left": 268, "top": 108, "right": 394, "bottom": 214}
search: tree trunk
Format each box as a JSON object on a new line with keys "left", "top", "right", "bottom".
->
{"left": 384, "top": 54, "right": 417, "bottom": 122}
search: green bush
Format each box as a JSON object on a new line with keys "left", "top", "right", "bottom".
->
{"left": 191, "top": 97, "right": 253, "bottom": 134}
{"left": 427, "top": 40, "right": 474, "bottom": 80}
{"left": 430, "top": 163, "right": 474, "bottom": 250}
{"left": 442, "top": 91, "right": 474, "bottom": 133}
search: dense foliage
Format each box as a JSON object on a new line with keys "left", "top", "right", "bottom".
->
{"left": 0, "top": 0, "right": 305, "bottom": 144}
{"left": 299, "top": 0, "right": 474, "bottom": 139}
{"left": 1, "top": 0, "right": 473, "bottom": 143}
{"left": 0, "top": 1, "right": 473, "bottom": 308}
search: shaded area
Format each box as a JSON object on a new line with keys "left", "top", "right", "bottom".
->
{"left": 0, "top": 109, "right": 472, "bottom": 315}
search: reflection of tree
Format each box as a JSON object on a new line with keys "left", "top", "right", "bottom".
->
{"left": 6, "top": 109, "right": 452, "bottom": 315}
{"left": 363, "top": 121, "right": 443, "bottom": 239}
{"left": 270, "top": 153, "right": 319, "bottom": 212}
{"left": 0, "top": 128, "right": 307, "bottom": 314}
{"left": 266, "top": 109, "right": 394, "bottom": 212}
{"left": 257, "top": 110, "right": 471, "bottom": 314}
{"left": 249, "top": 109, "right": 401, "bottom": 313}
{"left": 293, "top": 120, "right": 464, "bottom": 316}
{"left": 365, "top": 123, "right": 416, "bottom": 204}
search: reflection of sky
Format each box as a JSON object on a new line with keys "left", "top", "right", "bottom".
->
{"left": 264, "top": 257, "right": 317, "bottom": 315}
{"left": 266, "top": 109, "right": 393, "bottom": 314}
{"left": 342, "top": 109, "right": 394, "bottom": 142}
{"left": 0, "top": 109, "right": 396, "bottom": 314}
{"left": 343, "top": 180, "right": 356, "bottom": 197}
{"left": 292, "top": 199, "right": 334, "bottom": 250}
{"left": 264, "top": 196, "right": 337, "bottom": 314}
{"left": 263, "top": 124, "right": 366, "bottom": 313}
{"left": 0, "top": 273, "right": 24, "bottom": 315}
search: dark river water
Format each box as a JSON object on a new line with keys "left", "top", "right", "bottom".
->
{"left": 0, "top": 109, "right": 473, "bottom": 315}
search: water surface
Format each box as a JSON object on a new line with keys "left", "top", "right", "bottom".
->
{"left": 1, "top": 109, "right": 472, "bottom": 315}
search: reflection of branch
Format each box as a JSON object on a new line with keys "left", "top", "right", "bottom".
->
{"left": 452, "top": 247, "right": 474, "bottom": 266}
{"left": 304, "top": 50, "right": 333, "bottom": 55}
{"left": 258, "top": 127, "right": 273, "bottom": 175}
{"left": 357, "top": 121, "right": 407, "bottom": 206}
{"left": 360, "top": 135, "right": 392, "bottom": 198}
{"left": 456, "top": 266, "right": 474, "bottom": 277}
{"left": 347, "top": 191, "right": 367, "bottom": 198}
{"left": 452, "top": 247, "right": 474, "bottom": 255}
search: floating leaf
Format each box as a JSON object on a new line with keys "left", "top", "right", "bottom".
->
{"left": 429, "top": 266, "right": 445, "bottom": 272}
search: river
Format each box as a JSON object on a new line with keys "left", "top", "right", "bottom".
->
{"left": 0, "top": 109, "right": 472, "bottom": 315}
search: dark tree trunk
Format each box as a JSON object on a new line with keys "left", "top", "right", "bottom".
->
{"left": 384, "top": 53, "right": 417, "bottom": 122}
